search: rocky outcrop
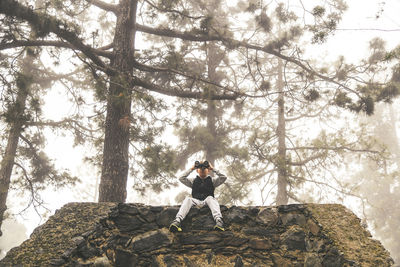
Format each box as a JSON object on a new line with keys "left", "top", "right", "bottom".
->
{"left": 1, "top": 202, "right": 393, "bottom": 266}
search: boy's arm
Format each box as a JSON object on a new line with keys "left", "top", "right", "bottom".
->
{"left": 179, "top": 168, "right": 195, "bottom": 188}
{"left": 211, "top": 169, "right": 227, "bottom": 187}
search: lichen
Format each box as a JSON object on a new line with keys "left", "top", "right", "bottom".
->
{"left": 306, "top": 203, "right": 394, "bottom": 266}
{"left": 1, "top": 203, "right": 393, "bottom": 267}
{"left": 1, "top": 202, "right": 117, "bottom": 266}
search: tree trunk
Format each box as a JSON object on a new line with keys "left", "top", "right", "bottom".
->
{"left": 206, "top": 100, "right": 217, "bottom": 165}
{"left": 98, "top": 0, "right": 137, "bottom": 202}
{"left": 205, "top": 42, "right": 223, "bottom": 166}
{"left": 276, "top": 58, "right": 288, "bottom": 205}
{"left": 0, "top": 68, "right": 31, "bottom": 236}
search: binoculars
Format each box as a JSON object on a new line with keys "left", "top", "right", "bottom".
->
{"left": 195, "top": 160, "right": 210, "bottom": 169}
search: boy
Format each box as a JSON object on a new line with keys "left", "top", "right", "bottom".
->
{"left": 169, "top": 160, "right": 227, "bottom": 232}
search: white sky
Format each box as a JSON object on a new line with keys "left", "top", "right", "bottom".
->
{"left": 1, "top": 0, "right": 400, "bottom": 258}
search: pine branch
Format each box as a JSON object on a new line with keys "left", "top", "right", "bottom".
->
{"left": 13, "top": 162, "right": 47, "bottom": 219}
{"left": 0, "top": 40, "right": 113, "bottom": 58}
{"left": 132, "top": 60, "right": 276, "bottom": 99}
{"left": 285, "top": 103, "right": 330, "bottom": 122}
{"left": 131, "top": 76, "right": 238, "bottom": 100}
{"left": 132, "top": 59, "right": 239, "bottom": 95}
{"left": 25, "top": 119, "right": 98, "bottom": 133}
{"left": 0, "top": 0, "right": 109, "bottom": 71}
{"left": 289, "top": 152, "right": 327, "bottom": 166}
{"left": 136, "top": 23, "right": 362, "bottom": 97}
{"left": 289, "top": 174, "right": 363, "bottom": 199}
{"left": 136, "top": 24, "right": 220, "bottom": 42}
{"left": 86, "top": 0, "right": 118, "bottom": 14}
{"left": 143, "top": 0, "right": 204, "bottom": 20}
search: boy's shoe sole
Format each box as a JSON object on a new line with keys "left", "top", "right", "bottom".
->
{"left": 169, "top": 224, "right": 182, "bottom": 232}
{"left": 214, "top": 225, "right": 225, "bottom": 231}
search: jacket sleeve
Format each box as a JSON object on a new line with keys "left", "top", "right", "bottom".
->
{"left": 178, "top": 169, "right": 195, "bottom": 188}
{"left": 211, "top": 169, "right": 227, "bottom": 188}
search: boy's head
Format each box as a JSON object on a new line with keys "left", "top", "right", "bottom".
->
{"left": 196, "top": 161, "right": 210, "bottom": 178}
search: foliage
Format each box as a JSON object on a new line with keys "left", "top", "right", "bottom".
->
{"left": 346, "top": 103, "right": 400, "bottom": 263}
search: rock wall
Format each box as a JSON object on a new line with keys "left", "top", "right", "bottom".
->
{"left": 1, "top": 202, "right": 393, "bottom": 266}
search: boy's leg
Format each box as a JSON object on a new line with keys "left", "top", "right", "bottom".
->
{"left": 170, "top": 197, "right": 203, "bottom": 232}
{"left": 204, "top": 196, "right": 224, "bottom": 231}
{"left": 175, "top": 196, "right": 196, "bottom": 222}
{"left": 204, "top": 196, "right": 223, "bottom": 220}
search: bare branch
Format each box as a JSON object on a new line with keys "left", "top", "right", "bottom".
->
{"left": 287, "top": 146, "right": 381, "bottom": 154}
{"left": 285, "top": 102, "right": 330, "bottom": 122}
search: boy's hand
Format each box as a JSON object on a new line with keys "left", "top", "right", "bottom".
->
{"left": 191, "top": 165, "right": 196, "bottom": 171}
{"left": 208, "top": 162, "right": 214, "bottom": 171}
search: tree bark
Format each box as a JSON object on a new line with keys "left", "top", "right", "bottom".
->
{"left": 0, "top": 62, "right": 32, "bottom": 236}
{"left": 276, "top": 58, "right": 289, "bottom": 205}
{"left": 98, "top": 0, "right": 137, "bottom": 202}
{"left": 205, "top": 99, "right": 217, "bottom": 165}
{"left": 205, "top": 42, "right": 224, "bottom": 166}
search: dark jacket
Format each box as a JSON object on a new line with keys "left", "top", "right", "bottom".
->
{"left": 179, "top": 169, "right": 227, "bottom": 201}
{"left": 191, "top": 176, "right": 214, "bottom": 200}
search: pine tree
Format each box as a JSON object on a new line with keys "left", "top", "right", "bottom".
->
{"left": 1, "top": 0, "right": 398, "bottom": 209}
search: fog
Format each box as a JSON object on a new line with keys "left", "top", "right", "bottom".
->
{"left": 0, "top": 0, "right": 400, "bottom": 263}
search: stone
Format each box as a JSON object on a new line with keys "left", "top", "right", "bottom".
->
{"left": 163, "top": 255, "right": 181, "bottom": 267}
{"left": 184, "top": 257, "right": 195, "bottom": 267}
{"left": 304, "top": 253, "right": 322, "bottom": 267}
{"left": 242, "top": 226, "right": 278, "bottom": 238}
{"left": 127, "top": 228, "right": 173, "bottom": 252}
{"left": 76, "top": 243, "right": 101, "bottom": 260}
{"left": 322, "top": 247, "right": 344, "bottom": 267}
{"left": 234, "top": 255, "right": 244, "bottom": 267}
{"left": 305, "top": 238, "right": 326, "bottom": 252}
{"left": 138, "top": 207, "right": 156, "bottom": 223}
{"left": 278, "top": 204, "right": 306, "bottom": 213}
{"left": 307, "top": 219, "right": 320, "bottom": 235}
{"left": 150, "top": 206, "right": 164, "bottom": 212}
{"left": 224, "top": 235, "right": 249, "bottom": 247}
{"left": 49, "top": 258, "right": 66, "bottom": 266}
{"left": 72, "top": 236, "right": 85, "bottom": 246}
{"left": 61, "top": 247, "right": 76, "bottom": 259}
{"left": 178, "top": 232, "right": 222, "bottom": 245}
{"left": 93, "top": 255, "right": 112, "bottom": 267}
{"left": 205, "top": 249, "right": 214, "bottom": 264}
{"left": 156, "top": 207, "right": 180, "bottom": 227}
{"left": 280, "top": 213, "right": 307, "bottom": 227}
{"left": 113, "top": 214, "right": 143, "bottom": 233}
{"left": 118, "top": 204, "right": 140, "bottom": 216}
{"left": 225, "top": 206, "right": 249, "bottom": 224}
{"left": 249, "top": 238, "right": 272, "bottom": 250}
{"left": 191, "top": 214, "right": 215, "bottom": 230}
{"left": 115, "top": 249, "right": 137, "bottom": 267}
{"left": 281, "top": 226, "right": 306, "bottom": 251}
{"left": 140, "top": 222, "right": 159, "bottom": 232}
{"left": 271, "top": 253, "right": 292, "bottom": 267}
{"left": 0, "top": 203, "right": 393, "bottom": 267}
{"left": 256, "top": 208, "right": 279, "bottom": 226}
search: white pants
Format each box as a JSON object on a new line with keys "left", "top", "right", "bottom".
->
{"left": 175, "top": 196, "right": 222, "bottom": 222}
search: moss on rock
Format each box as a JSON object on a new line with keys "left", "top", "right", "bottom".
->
{"left": 0, "top": 203, "right": 393, "bottom": 266}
